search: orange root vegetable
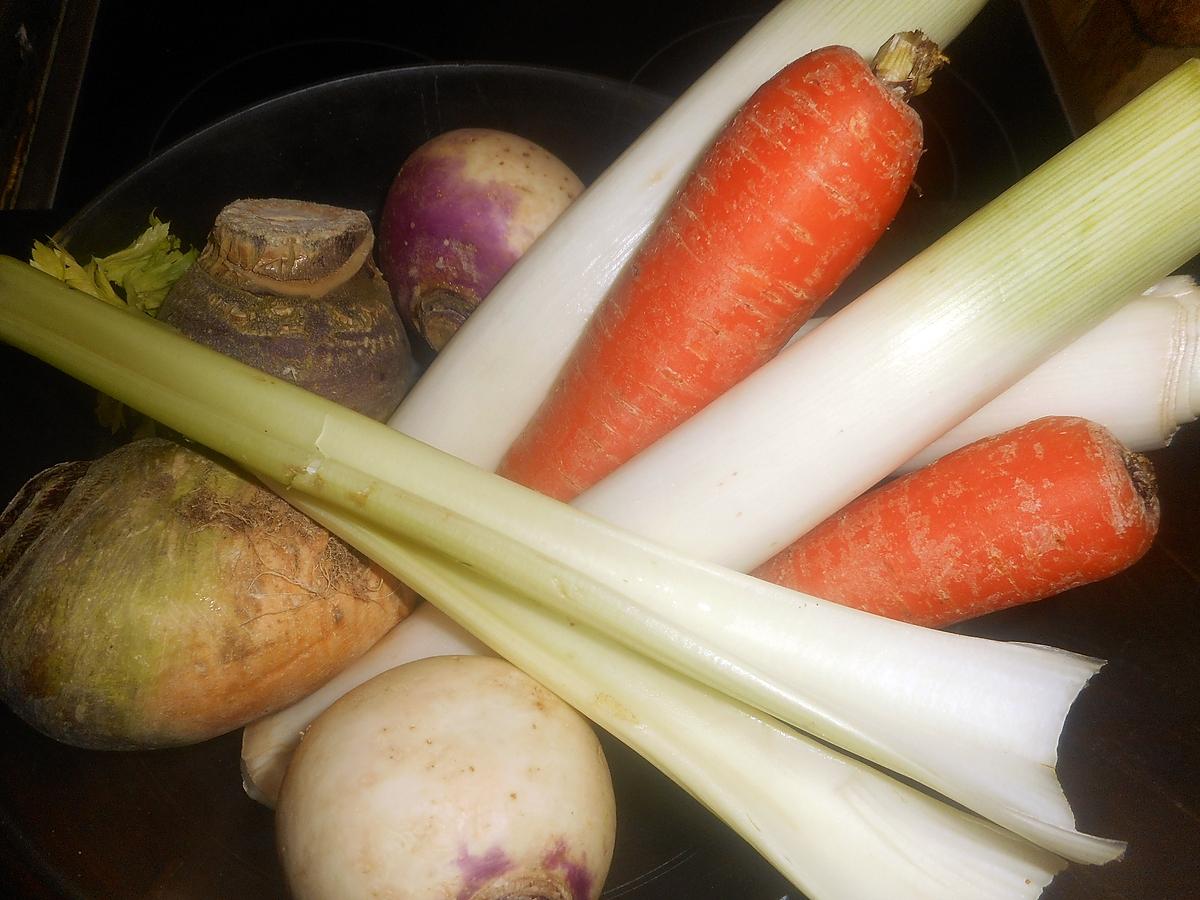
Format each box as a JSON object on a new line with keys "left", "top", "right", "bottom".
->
{"left": 497, "top": 35, "right": 941, "bottom": 500}
{"left": 752, "top": 416, "right": 1160, "bottom": 628}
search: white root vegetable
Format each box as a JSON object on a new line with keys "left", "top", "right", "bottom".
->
{"left": 388, "top": 0, "right": 990, "bottom": 469}
{"left": 241, "top": 601, "right": 491, "bottom": 807}
{"left": 573, "top": 61, "right": 1200, "bottom": 572}
{"left": 276, "top": 655, "right": 616, "bottom": 900}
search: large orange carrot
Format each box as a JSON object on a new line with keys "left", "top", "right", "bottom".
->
{"left": 753, "top": 417, "right": 1161, "bottom": 628}
{"left": 498, "top": 35, "right": 941, "bottom": 500}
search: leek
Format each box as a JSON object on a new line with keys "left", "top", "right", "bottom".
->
{"left": 898, "top": 276, "right": 1200, "bottom": 472}
{"left": 574, "top": 60, "right": 1200, "bottom": 571}
{"left": 389, "top": 0, "right": 990, "bottom": 469}
{"left": 0, "top": 260, "right": 1123, "bottom": 864}
{"left": 782, "top": 276, "right": 1200, "bottom": 473}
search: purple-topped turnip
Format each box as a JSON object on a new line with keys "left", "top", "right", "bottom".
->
{"left": 377, "top": 128, "right": 583, "bottom": 351}
{"left": 276, "top": 655, "right": 616, "bottom": 900}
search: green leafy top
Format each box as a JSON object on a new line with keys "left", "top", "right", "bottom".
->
{"left": 29, "top": 215, "right": 196, "bottom": 431}
{"left": 30, "top": 214, "right": 197, "bottom": 317}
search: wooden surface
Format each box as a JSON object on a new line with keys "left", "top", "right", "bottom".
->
{"left": 1025, "top": 0, "right": 1200, "bottom": 129}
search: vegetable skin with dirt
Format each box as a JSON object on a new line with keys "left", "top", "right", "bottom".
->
{"left": 158, "top": 198, "right": 413, "bottom": 420}
{"left": 0, "top": 437, "right": 415, "bottom": 750}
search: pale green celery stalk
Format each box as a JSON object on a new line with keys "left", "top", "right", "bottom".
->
{"left": 390, "top": 0, "right": 989, "bottom": 469}
{"left": 574, "top": 59, "right": 1200, "bottom": 572}
{"left": 285, "top": 493, "right": 1069, "bottom": 900}
{"left": 0, "top": 262, "right": 1122, "bottom": 864}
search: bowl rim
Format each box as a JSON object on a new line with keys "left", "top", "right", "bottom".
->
{"left": 54, "top": 61, "right": 671, "bottom": 247}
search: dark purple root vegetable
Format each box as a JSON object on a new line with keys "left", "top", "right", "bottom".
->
{"left": 0, "top": 437, "right": 416, "bottom": 750}
{"left": 377, "top": 128, "right": 583, "bottom": 352}
{"left": 159, "top": 199, "right": 414, "bottom": 420}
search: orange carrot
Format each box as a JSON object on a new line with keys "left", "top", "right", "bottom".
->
{"left": 498, "top": 35, "right": 941, "bottom": 500}
{"left": 752, "top": 417, "right": 1161, "bottom": 628}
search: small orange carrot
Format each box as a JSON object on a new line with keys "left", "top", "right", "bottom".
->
{"left": 498, "top": 35, "right": 942, "bottom": 500}
{"left": 752, "top": 417, "right": 1161, "bottom": 628}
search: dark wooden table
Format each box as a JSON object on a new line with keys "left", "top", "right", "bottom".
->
{"left": 0, "top": 1, "right": 1196, "bottom": 897}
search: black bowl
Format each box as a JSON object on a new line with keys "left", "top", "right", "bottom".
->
{"left": 56, "top": 63, "right": 665, "bottom": 254}
{"left": 3, "top": 57, "right": 1198, "bottom": 900}
{"left": 0, "top": 62, "right": 805, "bottom": 900}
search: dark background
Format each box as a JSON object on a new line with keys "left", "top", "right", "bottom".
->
{"left": 2, "top": 1, "right": 1198, "bottom": 898}
{"left": 3, "top": 0, "right": 1071, "bottom": 232}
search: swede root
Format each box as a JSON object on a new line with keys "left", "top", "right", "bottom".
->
{"left": 0, "top": 438, "right": 415, "bottom": 749}
{"left": 159, "top": 198, "right": 414, "bottom": 420}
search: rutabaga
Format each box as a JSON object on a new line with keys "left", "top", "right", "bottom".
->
{"left": 290, "top": 494, "right": 1070, "bottom": 900}
{"left": 0, "top": 261, "right": 1124, "bottom": 864}
{"left": 388, "top": 0, "right": 990, "bottom": 469}
{"left": 573, "top": 60, "right": 1200, "bottom": 571}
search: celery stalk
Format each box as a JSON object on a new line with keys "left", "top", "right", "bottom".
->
{"left": 290, "top": 493, "right": 1068, "bottom": 900}
{"left": 0, "top": 260, "right": 1123, "bottom": 864}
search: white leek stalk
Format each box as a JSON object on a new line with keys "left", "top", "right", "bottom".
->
{"left": 782, "top": 276, "right": 1200, "bottom": 473}
{"left": 292, "top": 495, "right": 1068, "bottom": 900}
{"left": 0, "top": 261, "right": 1123, "bottom": 864}
{"left": 574, "top": 61, "right": 1200, "bottom": 571}
{"left": 389, "top": 0, "right": 989, "bottom": 469}
{"left": 240, "top": 602, "right": 492, "bottom": 806}
{"left": 899, "top": 276, "right": 1200, "bottom": 472}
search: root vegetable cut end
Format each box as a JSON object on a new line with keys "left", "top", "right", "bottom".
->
{"left": 871, "top": 30, "right": 949, "bottom": 99}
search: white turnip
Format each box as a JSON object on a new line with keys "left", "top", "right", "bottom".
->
{"left": 276, "top": 655, "right": 616, "bottom": 900}
{"left": 377, "top": 128, "right": 582, "bottom": 351}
